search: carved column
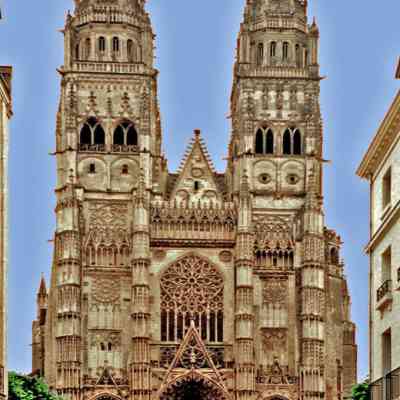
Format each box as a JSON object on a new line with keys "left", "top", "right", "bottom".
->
{"left": 235, "top": 174, "right": 256, "bottom": 400}
{"left": 54, "top": 184, "right": 82, "bottom": 400}
{"left": 130, "top": 174, "right": 151, "bottom": 400}
{"left": 300, "top": 169, "right": 326, "bottom": 400}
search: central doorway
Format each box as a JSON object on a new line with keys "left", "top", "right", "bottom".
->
{"left": 160, "top": 377, "right": 227, "bottom": 400}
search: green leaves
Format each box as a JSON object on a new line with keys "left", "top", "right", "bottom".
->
{"left": 352, "top": 379, "right": 371, "bottom": 400}
{"left": 9, "top": 372, "right": 63, "bottom": 400}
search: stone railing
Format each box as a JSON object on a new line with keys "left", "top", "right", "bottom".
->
{"left": 111, "top": 144, "right": 139, "bottom": 154}
{"left": 72, "top": 61, "right": 151, "bottom": 75}
{"left": 237, "top": 64, "right": 310, "bottom": 79}
{"left": 150, "top": 201, "right": 237, "bottom": 244}
{"left": 79, "top": 144, "right": 106, "bottom": 153}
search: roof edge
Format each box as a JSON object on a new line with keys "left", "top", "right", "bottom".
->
{"left": 357, "top": 89, "right": 400, "bottom": 179}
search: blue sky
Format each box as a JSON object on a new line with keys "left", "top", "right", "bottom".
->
{"left": 1, "top": 0, "right": 400, "bottom": 380}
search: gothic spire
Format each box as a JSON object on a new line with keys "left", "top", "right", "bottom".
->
{"left": 37, "top": 274, "right": 47, "bottom": 297}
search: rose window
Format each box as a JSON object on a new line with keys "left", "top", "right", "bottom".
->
{"left": 160, "top": 255, "right": 224, "bottom": 343}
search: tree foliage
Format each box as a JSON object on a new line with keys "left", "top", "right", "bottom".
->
{"left": 9, "top": 372, "right": 62, "bottom": 400}
{"left": 352, "top": 379, "right": 371, "bottom": 400}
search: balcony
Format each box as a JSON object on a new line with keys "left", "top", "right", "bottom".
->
{"left": 371, "top": 370, "right": 400, "bottom": 400}
{"left": 376, "top": 280, "right": 393, "bottom": 311}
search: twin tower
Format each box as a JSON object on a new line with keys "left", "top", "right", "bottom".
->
{"left": 31, "top": 1, "right": 357, "bottom": 400}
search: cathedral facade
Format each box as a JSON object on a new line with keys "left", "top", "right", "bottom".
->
{"left": 32, "top": 1, "right": 357, "bottom": 400}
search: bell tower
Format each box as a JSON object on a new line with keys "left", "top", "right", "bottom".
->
{"left": 38, "top": 1, "right": 163, "bottom": 399}
{"left": 228, "top": 0, "right": 321, "bottom": 200}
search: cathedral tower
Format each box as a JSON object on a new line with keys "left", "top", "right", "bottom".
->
{"left": 33, "top": 1, "right": 357, "bottom": 400}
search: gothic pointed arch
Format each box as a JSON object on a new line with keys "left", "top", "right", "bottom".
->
{"left": 293, "top": 129, "right": 302, "bottom": 155}
{"left": 283, "top": 129, "right": 292, "bottom": 155}
{"left": 160, "top": 254, "right": 224, "bottom": 344}
{"left": 256, "top": 129, "right": 264, "bottom": 154}
{"left": 91, "top": 393, "right": 122, "bottom": 400}
{"left": 159, "top": 372, "right": 230, "bottom": 400}
{"left": 266, "top": 129, "right": 274, "bottom": 154}
{"left": 94, "top": 124, "right": 105, "bottom": 145}
{"left": 113, "top": 125, "right": 124, "bottom": 145}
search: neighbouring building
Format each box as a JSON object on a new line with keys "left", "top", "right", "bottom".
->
{"left": 357, "top": 59, "right": 400, "bottom": 400}
{"left": 32, "top": 1, "right": 357, "bottom": 400}
{"left": 0, "top": 65, "right": 12, "bottom": 399}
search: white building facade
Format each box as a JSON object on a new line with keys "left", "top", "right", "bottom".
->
{"left": 357, "top": 59, "right": 400, "bottom": 400}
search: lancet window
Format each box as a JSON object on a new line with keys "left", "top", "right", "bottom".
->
{"left": 127, "top": 39, "right": 135, "bottom": 62}
{"left": 98, "top": 36, "right": 106, "bottom": 52}
{"left": 79, "top": 117, "right": 106, "bottom": 151}
{"left": 160, "top": 255, "right": 224, "bottom": 343}
{"left": 255, "top": 128, "right": 274, "bottom": 155}
{"left": 112, "top": 120, "right": 138, "bottom": 152}
{"left": 283, "top": 41, "right": 289, "bottom": 61}
{"left": 270, "top": 42, "right": 277, "bottom": 58}
{"left": 257, "top": 43, "right": 264, "bottom": 66}
{"left": 282, "top": 128, "right": 303, "bottom": 155}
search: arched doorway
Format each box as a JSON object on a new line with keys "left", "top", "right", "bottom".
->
{"left": 94, "top": 395, "right": 121, "bottom": 400}
{"left": 160, "top": 375, "right": 228, "bottom": 400}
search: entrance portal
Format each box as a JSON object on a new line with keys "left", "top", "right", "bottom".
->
{"left": 160, "top": 377, "right": 227, "bottom": 400}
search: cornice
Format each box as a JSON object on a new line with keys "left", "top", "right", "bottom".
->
{"left": 365, "top": 199, "right": 400, "bottom": 253}
{"left": 357, "top": 89, "right": 400, "bottom": 179}
{"left": 0, "top": 66, "right": 12, "bottom": 116}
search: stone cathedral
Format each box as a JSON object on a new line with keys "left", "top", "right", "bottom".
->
{"left": 31, "top": 1, "right": 357, "bottom": 400}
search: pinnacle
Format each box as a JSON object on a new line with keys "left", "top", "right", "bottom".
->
{"left": 38, "top": 274, "right": 47, "bottom": 296}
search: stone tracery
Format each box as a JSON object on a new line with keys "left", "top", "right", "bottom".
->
{"left": 160, "top": 255, "right": 224, "bottom": 343}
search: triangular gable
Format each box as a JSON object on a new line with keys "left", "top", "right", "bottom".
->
{"left": 96, "top": 363, "right": 118, "bottom": 387}
{"left": 158, "top": 321, "right": 230, "bottom": 397}
{"left": 170, "top": 130, "right": 221, "bottom": 205}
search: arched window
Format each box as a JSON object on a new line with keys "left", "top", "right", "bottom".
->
{"left": 98, "top": 36, "right": 106, "bottom": 52}
{"left": 112, "top": 36, "right": 119, "bottom": 52}
{"left": 160, "top": 255, "right": 224, "bottom": 343}
{"left": 113, "top": 125, "right": 124, "bottom": 145}
{"left": 80, "top": 123, "right": 91, "bottom": 145}
{"left": 266, "top": 129, "right": 274, "bottom": 154}
{"left": 75, "top": 43, "right": 80, "bottom": 60}
{"left": 305, "top": 50, "right": 309, "bottom": 66}
{"left": 85, "top": 38, "right": 91, "bottom": 60}
{"left": 270, "top": 41, "right": 277, "bottom": 58}
{"left": 283, "top": 129, "right": 292, "bottom": 155}
{"left": 122, "top": 164, "right": 129, "bottom": 175}
{"left": 127, "top": 39, "right": 135, "bottom": 62}
{"left": 79, "top": 117, "right": 106, "bottom": 150}
{"left": 112, "top": 120, "right": 138, "bottom": 150}
{"left": 257, "top": 43, "right": 264, "bottom": 66}
{"left": 295, "top": 44, "right": 301, "bottom": 67}
{"left": 126, "top": 124, "right": 138, "bottom": 146}
{"left": 94, "top": 124, "right": 105, "bottom": 145}
{"left": 283, "top": 42, "right": 289, "bottom": 60}
{"left": 293, "top": 130, "right": 302, "bottom": 155}
{"left": 255, "top": 129, "right": 264, "bottom": 154}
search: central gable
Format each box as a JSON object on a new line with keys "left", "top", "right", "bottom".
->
{"left": 170, "top": 130, "right": 221, "bottom": 205}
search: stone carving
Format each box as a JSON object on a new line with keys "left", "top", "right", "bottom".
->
{"left": 91, "top": 331, "right": 121, "bottom": 350}
{"left": 92, "top": 278, "right": 121, "bottom": 304}
{"left": 261, "top": 329, "right": 287, "bottom": 354}
{"left": 254, "top": 215, "right": 294, "bottom": 250}
{"left": 219, "top": 251, "right": 233, "bottom": 263}
{"left": 263, "top": 281, "right": 287, "bottom": 306}
{"left": 161, "top": 255, "right": 223, "bottom": 315}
